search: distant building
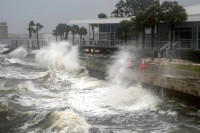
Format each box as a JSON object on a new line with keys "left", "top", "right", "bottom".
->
{"left": 69, "top": 5, "right": 200, "bottom": 52}
{"left": 0, "top": 22, "right": 8, "bottom": 38}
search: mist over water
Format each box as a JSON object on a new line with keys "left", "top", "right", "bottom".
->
{"left": 0, "top": 42, "right": 200, "bottom": 133}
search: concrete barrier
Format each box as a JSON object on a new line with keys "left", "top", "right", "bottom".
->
{"left": 80, "top": 58, "right": 200, "bottom": 98}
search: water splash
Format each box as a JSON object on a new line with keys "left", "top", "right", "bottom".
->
{"left": 105, "top": 49, "right": 159, "bottom": 110}
{"left": 35, "top": 41, "right": 80, "bottom": 72}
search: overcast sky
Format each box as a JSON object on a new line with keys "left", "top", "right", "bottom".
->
{"left": 1, "top": 0, "right": 200, "bottom": 34}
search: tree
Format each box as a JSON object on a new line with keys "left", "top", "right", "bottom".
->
{"left": 64, "top": 25, "right": 71, "bottom": 40}
{"left": 28, "top": 20, "right": 35, "bottom": 38}
{"left": 71, "top": 24, "right": 79, "bottom": 45}
{"left": 52, "top": 29, "right": 59, "bottom": 41}
{"left": 161, "top": 1, "right": 187, "bottom": 61}
{"left": 111, "top": 0, "right": 156, "bottom": 17}
{"left": 56, "top": 23, "right": 66, "bottom": 41}
{"left": 130, "top": 10, "right": 148, "bottom": 48}
{"left": 145, "top": 3, "right": 162, "bottom": 59}
{"left": 111, "top": 0, "right": 129, "bottom": 17}
{"left": 116, "top": 20, "right": 131, "bottom": 43}
{"left": 91, "top": 24, "right": 98, "bottom": 40}
{"left": 35, "top": 23, "right": 43, "bottom": 49}
{"left": 98, "top": 13, "right": 108, "bottom": 18}
{"left": 78, "top": 27, "right": 87, "bottom": 45}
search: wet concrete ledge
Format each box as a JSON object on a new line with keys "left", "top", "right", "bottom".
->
{"left": 80, "top": 58, "right": 200, "bottom": 106}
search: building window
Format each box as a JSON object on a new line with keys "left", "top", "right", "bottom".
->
{"left": 175, "top": 27, "right": 192, "bottom": 49}
{"left": 99, "top": 24, "right": 110, "bottom": 32}
{"left": 145, "top": 26, "right": 157, "bottom": 34}
{"left": 99, "top": 33, "right": 107, "bottom": 40}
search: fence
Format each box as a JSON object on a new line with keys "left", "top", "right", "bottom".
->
{"left": 78, "top": 39, "right": 168, "bottom": 49}
{"left": 0, "top": 38, "right": 49, "bottom": 49}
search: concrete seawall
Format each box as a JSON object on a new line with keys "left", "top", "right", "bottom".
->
{"left": 80, "top": 58, "right": 200, "bottom": 101}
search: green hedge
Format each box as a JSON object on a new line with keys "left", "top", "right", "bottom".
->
{"left": 178, "top": 50, "right": 200, "bottom": 63}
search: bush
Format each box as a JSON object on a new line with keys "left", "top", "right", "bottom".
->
{"left": 178, "top": 50, "right": 200, "bottom": 63}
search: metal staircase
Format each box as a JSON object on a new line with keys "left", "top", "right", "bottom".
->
{"left": 158, "top": 41, "right": 180, "bottom": 58}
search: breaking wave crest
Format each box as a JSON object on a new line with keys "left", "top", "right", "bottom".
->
{"left": 9, "top": 47, "right": 28, "bottom": 59}
{"left": 21, "top": 111, "right": 89, "bottom": 133}
{"left": 4, "top": 58, "right": 33, "bottom": 66}
{"left": 35, "top": 42, "right": 80, "bottom": 72}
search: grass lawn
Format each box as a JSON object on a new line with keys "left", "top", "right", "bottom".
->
{"left": 173, "top": 64, "right": 200, "bottom": 72}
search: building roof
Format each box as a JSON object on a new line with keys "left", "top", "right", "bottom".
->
{"left": 184, "top": 4, "right": 200, "bottom": 22}
{"left": 69, "top": 18, "right": 131, "bottom": 24}
{"left": 69, "top": 5, "right": 200, "bottom": 24}
{"left": 185, "top": 5, "right": 200, "bottom": 15}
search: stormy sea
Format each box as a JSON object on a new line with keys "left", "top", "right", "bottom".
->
{"left": 0, "top": 42, "right": 200, "bottom": 133}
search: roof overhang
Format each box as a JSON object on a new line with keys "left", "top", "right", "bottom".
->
{"left": 69, "top": 18, "right": 131, "bottom": 24}
{"left": 69, "top": 5, "right": 200, "bottom": 24}
{"left": 186, "top": 14, "right": 200, "bottom": 22}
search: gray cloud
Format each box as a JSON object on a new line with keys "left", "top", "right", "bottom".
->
{"left": 1, "top": 0, "right": 199, "bottom": 34}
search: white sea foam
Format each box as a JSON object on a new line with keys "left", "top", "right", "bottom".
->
{"left": 9, "top": 47, "right": 28, "bottom": 58}
{"left": 4, "top": 58, "right": 34, "bottom": 66}
{"left": 105, "top": 84, "right": 159, "bottom": 110}
{"left": 21, "top": 111, "right": 89, "bottom": 133}
{"left": 0, "top": 44, "right": 9, "bottom": 54}
{"left": 35, "top": 41, "right": 80, "bottom": 72}
{"left": 43, "top": 111, "right": 89, "bottom": 133}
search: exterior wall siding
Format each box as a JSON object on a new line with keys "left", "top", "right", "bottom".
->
{"left": 143, "top": 22, "right": 200, "bottom": 50}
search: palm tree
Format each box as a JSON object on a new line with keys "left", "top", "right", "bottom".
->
{"left": 135, "top": 11, "right": 148, "bottom": 49}
{"left": 145, "top": 3, "right": 162, "bottom": 59}
{"left": 71, "top": 24, "right": 79, "bottom": 45}
{"left": 64, "top": 25, "right": 71, "bottom": 40}
{"left": 130, "top": 10, "right": 148, "bottom": 48}
{"left": 56, "top": 24, "right": 66, "bottom": 41}
{"left": 52, "top": 29, "right": 59, "bottom": 41}
{"left": 28, "top": 20, "right": 35, "bottom": 38}
{"left": 116, "top": 20, "right": 131, "bottom": 43}
{"left": 161, "top": 1, "right": 187, "bottom": 61}
{"left": 35, "top": 23, "right": 43, "bottom": 49}
{"left": 78, "top": 27, "right": 87, "bottom": 45}
{"left": 91, "top": 24, "right": 98, "bottom": 40}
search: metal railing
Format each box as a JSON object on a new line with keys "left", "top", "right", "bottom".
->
{"left": 0, "top": 38, "right": 49, "bottom": 49}
{"left": 158, "top": 41, "right": 192, "bottom": 58}
{"left": 78, "top": 40, "right": 168, "bottom": 49}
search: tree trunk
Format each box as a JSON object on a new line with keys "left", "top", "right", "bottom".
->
{"left": 73, "top": 33, "right": 75, "bottom": 45}
{"left": 142, "top": 27, "right": 145, "bottom": 49}
{"left": 56, "top": 36, "right": 57, "bottom": 42}
{"left": 151, "top": 25, "right": 155, "bottom": 60}
{"left": 92, "top": 26, "right": 94, "bottom": 40}
{"left": 135, "top": 31, "right": 139, "bottom": 48}
{"left": 169, "top": 25, "right": 174, "bottom": 62}
{"left": 80, "top": 35, "right": 82, "bottom": 45}
{"left": 37, "top": 31, "right": 40, "bottom": 49}
{"left": 65, "top": 32, "right": 69, "bottom": 40}
{"left": 125, "top": 33, "right": 127, "bottom": 43}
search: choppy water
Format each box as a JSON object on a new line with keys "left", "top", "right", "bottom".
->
{"left": 0, "top": 42, "right": 200, "bottom": 133}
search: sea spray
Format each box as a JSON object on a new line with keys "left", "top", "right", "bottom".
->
{"left": 35, "top": 41, "right": 80, "bottom": 72}
{"left": 107, "top": 49, "right": 130, "bottom": 87}
{"left": 105, "top": 49, "right": 160, "bottom": 110}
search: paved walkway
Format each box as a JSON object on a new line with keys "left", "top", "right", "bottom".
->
{"left": 134, "top": 63, "right": 200, "bottom": 81}
{"left": 80, "top": 55, "right": 200, "bottom": 81}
